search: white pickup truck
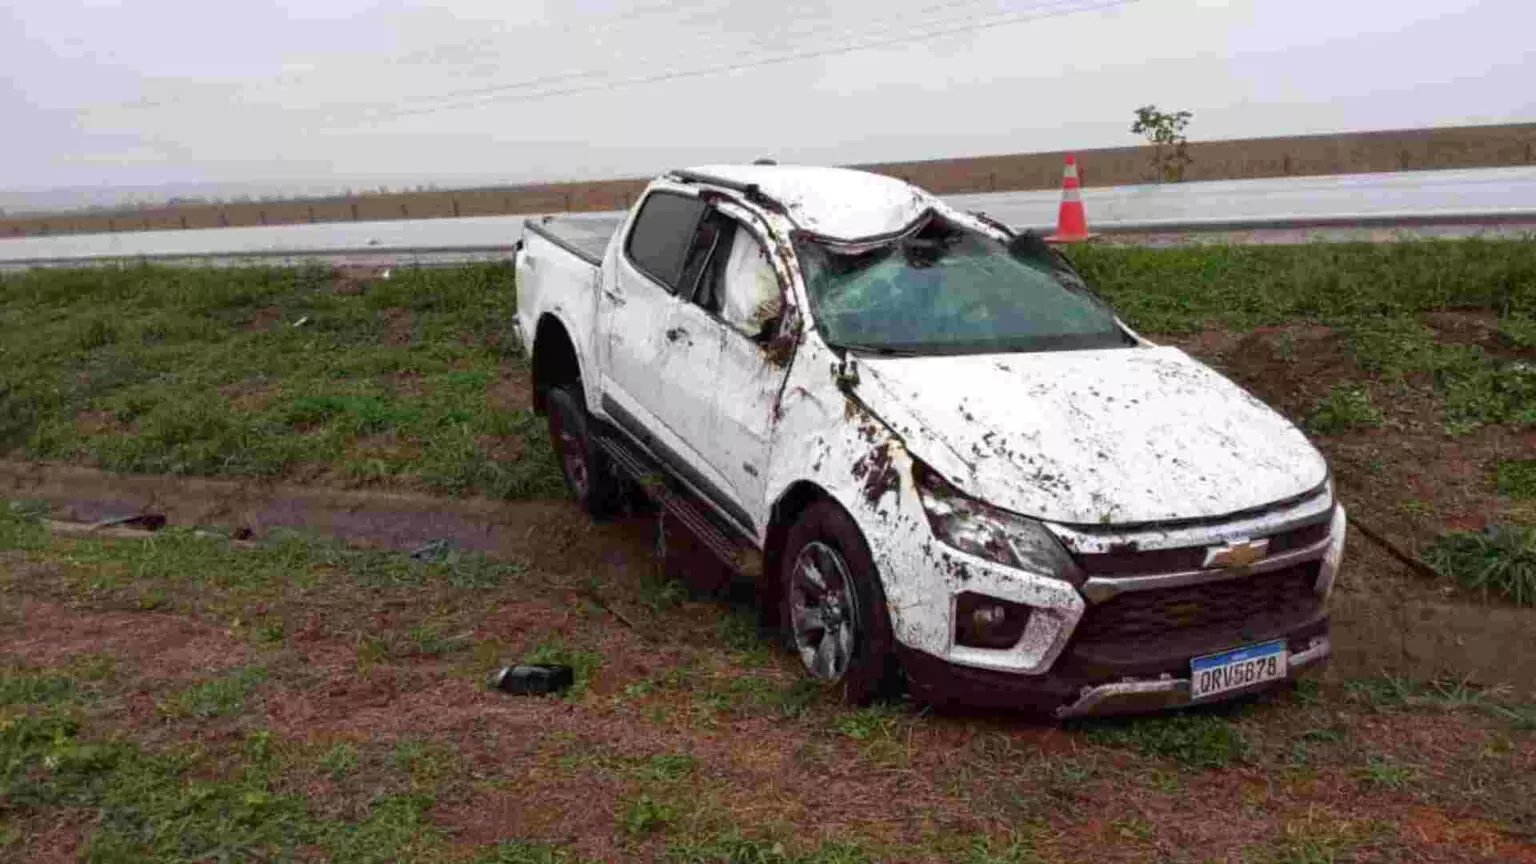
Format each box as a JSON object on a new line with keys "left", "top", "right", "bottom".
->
{"left": 514, "top": 164, "right": 1347, "bottom": 717}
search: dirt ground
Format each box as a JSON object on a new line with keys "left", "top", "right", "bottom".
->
{"left": 2, "top": 457, "right": 1533, "bottom": 693}
{"left": 2, "top": 496, "right": 1534, "bottom": 862}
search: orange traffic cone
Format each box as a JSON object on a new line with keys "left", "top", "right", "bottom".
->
{"left": 1046, "top": 154, "right": 1095, "bottom": 243}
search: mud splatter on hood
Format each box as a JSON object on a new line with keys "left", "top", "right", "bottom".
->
{"left": 854, "top": 346, "right": 1329, "bottom": 526}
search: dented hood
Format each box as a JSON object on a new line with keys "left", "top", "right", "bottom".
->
{"left": 855, "top": 346, "right": 1328, "bottom": 526}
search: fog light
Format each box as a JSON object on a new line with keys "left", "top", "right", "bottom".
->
{"left": 954, "top": 592, "right": 1032, "bottom": 649}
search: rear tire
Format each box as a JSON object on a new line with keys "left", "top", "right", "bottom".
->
{"left": 780, "top": 500, "right": 900, "bottom": 705}
{"left": 546, "top": 386, "right": 622, "bottom": 519}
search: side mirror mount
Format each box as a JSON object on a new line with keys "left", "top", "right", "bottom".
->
{"left": 747, "top": 291, "right": 784, "bottom": 344}
{"left": 1006, "top": 230, "right": 1054, "bottom": 261}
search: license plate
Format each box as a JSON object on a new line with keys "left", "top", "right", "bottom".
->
{"left": 1190, "top": 640, "right": 1288, "bottom": 700}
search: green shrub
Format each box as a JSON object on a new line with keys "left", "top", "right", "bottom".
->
{"left": 1425, "top": 525, "right": 1536, "bottom": 606}
{"left": 1497, "top": 460, "right": 1536, "bottom": 499}
{"left": 1499, "top": 316, "right": 1536, "bottom": 350}
{"left": 1307, "top": 385, "right": 1383, "bottom": 435}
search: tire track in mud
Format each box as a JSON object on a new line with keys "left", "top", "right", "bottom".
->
{"left": 4, "top": 461, "right": 1535, "bottom": 690}
{"left": 0, "top": 461, "right": 657, "bottom": 578}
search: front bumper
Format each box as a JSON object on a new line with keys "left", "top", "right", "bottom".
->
{"left": 885, "top": 492, "right": 1346, "bottom": 715}
{"left": 901, "top": 614, "right": 1331, "bottom": 716}
{"left": 1055, "top": 633, "right": 1331, "bottom": 718}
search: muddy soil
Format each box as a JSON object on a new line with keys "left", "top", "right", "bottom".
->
{"left": 1161, "top": 321, "right": 1536, "bottom": 559}
{"left": 6, "top": 460, "right": 1536, "bottom": 691}
{"left": 0, "top": 461, "right": 645, "bottom": 578}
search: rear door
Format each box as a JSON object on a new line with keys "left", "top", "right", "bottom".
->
{"left": 600, "top": 190, "right": 704, "bottom": 417}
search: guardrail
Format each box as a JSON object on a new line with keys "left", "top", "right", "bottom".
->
{"left": 4, "top": 167, "right": 1536, "bottom": 269}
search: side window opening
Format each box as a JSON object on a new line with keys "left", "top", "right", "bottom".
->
{"left": 715, "top": 224, "right": 783, "bottom": 340}
{"left": 624, "top": 192, "right": 706, "bottom": 293}
{"left": 678, "top": 211, "right": 731, "bottom": 305}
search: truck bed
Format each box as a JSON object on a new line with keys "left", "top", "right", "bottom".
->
{"left": 524, "top": 215, "right": 625, "bottom": 267}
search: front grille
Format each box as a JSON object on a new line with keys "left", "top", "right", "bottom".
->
{"left": 1074, "top": 518, "right": 1331, "bottom": 576}
{"left": 1073, "top": 562, "right": 1322, "bottom": 644}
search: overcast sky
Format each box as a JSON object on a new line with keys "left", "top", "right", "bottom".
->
{"left": 2, "top": 0, "right": 1533, "bottom": 210}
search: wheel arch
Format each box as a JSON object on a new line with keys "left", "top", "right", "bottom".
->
{"left": 530, "top": 313, "right": 582, "bottom": 414}
{"left": 762, "top": 480, "right": 861, "bottom": 627}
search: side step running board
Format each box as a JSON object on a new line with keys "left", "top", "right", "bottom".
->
{"left": 595, "top": 434, "right": 763, "bottom": 579}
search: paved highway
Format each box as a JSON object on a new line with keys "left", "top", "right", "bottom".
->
{"left": 3, "top": 166, "right": 1535, "bottom": 269}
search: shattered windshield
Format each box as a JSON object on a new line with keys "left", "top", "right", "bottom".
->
{"left": 795, "top": 215, "right": 1130, "bottom": 355}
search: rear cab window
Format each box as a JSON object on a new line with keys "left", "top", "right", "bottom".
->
{"left": 624, "top": 192, "right": 706, "bottom": 293}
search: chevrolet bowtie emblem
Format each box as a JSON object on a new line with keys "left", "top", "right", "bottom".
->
{"left": 1205, "top": 538, "right": 1269, "bottom": 569}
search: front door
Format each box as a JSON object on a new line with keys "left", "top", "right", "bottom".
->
{"left": 599, "top": 189, "right": 749, "bottom": 530}
{"left": 678, "top": 218, "right": 792, "bottom": 531}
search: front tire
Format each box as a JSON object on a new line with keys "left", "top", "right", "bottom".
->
{"left": 546, "top": 386, "right": 621, "bottom": 519}
{"left": 780, "top": 500, "right": 900, "bottom": 705}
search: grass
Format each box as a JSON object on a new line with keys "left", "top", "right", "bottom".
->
{"left": 158, "top": 666, "right": 269, "bottom": 718}
{"left": 831, "top": 704, "right": 904, "bottom": 741}
{"left": 1497, "top": 460, "right": 1536, "bottom": 499}
{"left": 665, "top": 834, "right": 878, "bottom": 864}
{"left": 1342, "top": 674, "right": 1535, "bottom": 731}
{"left": 0, "top": 263, "right": 562, "bottom": 498}
{"left": 520, "top": 636, "right": 605, "bottom": 697}
{"left": 320, "top": 741, "right": 361, "bottom": 779}
{"left": 1423, "top": 525, "right": 1536, "bottom": 605}
{"left": 1071, "top": 241, "right": 1536, "bottom": 433}
{"left": 1083, "top": 711, "right": 1251, "bottom": 770}
{"left": 3, "top": 242, "right": 1532, "bottom": 497}
{"left": 1500, "top": 315, "right": 1536, "bottom": 350}
{"left": 1353, "top": 754, "right": 1418, "bottom": 790}
{"left": 1306, "top": 384, "right": 1383, "bottom": 435}
{"left": 622, "top": 793, "right": 677, "bottom": 837}
{"left": 1066, "top": 239, "right": 1536, "bottom": 334}
{"left": 0, "top": 711, "right": 453, "bottom": 862}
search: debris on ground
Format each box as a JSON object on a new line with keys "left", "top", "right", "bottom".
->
{"left": 490, "top": 664, "right": 575, "bottom": 695}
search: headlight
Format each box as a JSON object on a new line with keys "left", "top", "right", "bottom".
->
{"left": 913, "top": 459, "right": 1080, "bottom": 584}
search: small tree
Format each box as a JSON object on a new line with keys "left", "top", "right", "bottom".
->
{"left": 1131, "top": 105, "right": 1193, "bottom": 182}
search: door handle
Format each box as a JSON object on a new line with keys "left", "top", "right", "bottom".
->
{"left": 666, "top": 327, "right": 688, "bottom": 343}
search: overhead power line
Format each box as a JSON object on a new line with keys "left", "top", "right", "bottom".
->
{"left": 371, "top": 0, "right": 1011, "bottom": 109}
{"left": 346, "top": 0, "right": 1140, "bottom": 123}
